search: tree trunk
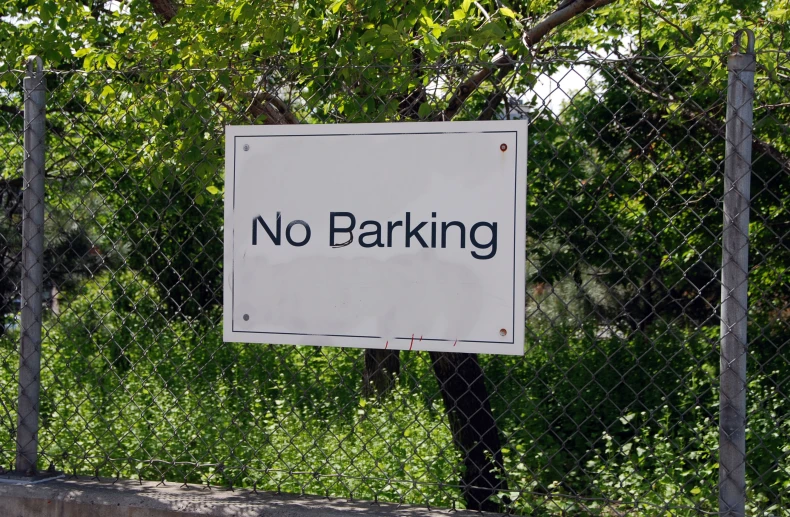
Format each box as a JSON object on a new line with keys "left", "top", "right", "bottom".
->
{"left": 429, "top": 351, "right": 507, "bottom": 511}
{"left": 362, "top": 349, "right": 400, "bottom": 397}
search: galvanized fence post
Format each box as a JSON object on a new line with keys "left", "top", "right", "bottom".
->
{"left": 16, "top": 56, "right": 46, "bottom": 476}
{"left": 719, "top": 30, "right": 755, "bottom": 517}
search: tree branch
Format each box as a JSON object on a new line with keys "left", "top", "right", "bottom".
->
{"left": 477, "top": 66, "right": 511, "bottom": 120}
{"left": 614, "top": 64, "right": 790, "bottom": 172}
{"left": 0, "top": 105, "right": 22, "bottom": 117}
{"left": 525, "top": 0, "right": 616, "bottom": 46}
{"left": 247, "top": 93, "right": 298, "bottom": 125}
{"left": 758, "top": 102, "right": 790, "bottom": 110}
{"left": 645, "top": 6, "right": 695, "bottom": 46}
{"left": 149, "top": 0, "right": 178, "bottom": 24}
{"left": 147, "top": 0, "right": 299, "bottom": 124}
{"left": 436, "top": 0, "right": 618, "bottom": 121}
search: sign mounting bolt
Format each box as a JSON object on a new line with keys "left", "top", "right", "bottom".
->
{"left": 499, "top": 328, "right": 507, "bottom": 336}
{"left": 243, "top": 144, "right": 250, "bottom": 151}
{"left": 243, "top": 314, "right": 250, "bottom": 321}
{"left": 500, "top": 143, "right": 507, "bottom": 152}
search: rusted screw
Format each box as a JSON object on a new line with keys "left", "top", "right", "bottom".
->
{"left": 499, "top": 328, "right": 507, "bottom": 336}
{"left": 500, "top": 143, "right": 507, "bottom": 152}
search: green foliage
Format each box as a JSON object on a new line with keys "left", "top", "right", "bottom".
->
{"left": 1, "top": 272, "right": 463, "bottom": 505}
{"left": 2, "top": 271, "right": 789, "bottom": 514}
{"left": 0, "top": 0, "right": 789, "bottom": 513}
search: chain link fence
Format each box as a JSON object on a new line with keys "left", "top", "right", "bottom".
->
{"left": 0, "top": 18, "right": 789, "bottom": 517}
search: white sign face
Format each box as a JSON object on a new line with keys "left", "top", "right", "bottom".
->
{"left": 224, "top": 121, "right": 527, "bottom": 355}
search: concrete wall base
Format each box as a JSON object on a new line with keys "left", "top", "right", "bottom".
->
{"left": 0, "top": 477, "right": 490, "bottom": 517}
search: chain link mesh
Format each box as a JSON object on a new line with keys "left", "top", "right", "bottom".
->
{"left": 0, "top": 21, "right": 789, "bottom": 516}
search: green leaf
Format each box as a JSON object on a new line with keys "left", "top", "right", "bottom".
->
{"left": 462, "top": 0, "right": 472, "bottom": 12}
{"left": 499, "top": 7, "right": 517, "bottom": 19}
{"left": 424, "top": 31, "right": 441, "bottom": 47}
{"left": 74, "top": 48, "right": 91, "bottom": 58}
{"left": 106, "top": 54, "right": 117, "bottom": 69}
{"left": 232, "top": 2, "right": 246, "bottom": 22}
{"left": 417, "top": 102, "right": 432, "bottom": 119}
{"left": 206, "top": 185, "right": 220, "bottom": 195}
{"left": 39, "top": 1, "right": 56, "bottom": 23}
{"left": 767, "top": 8, "right": 788, "bottom": 21}
{"left": 148, "top": 29, "right": 159, "bottom": 42}
{"left": 480, "top": 21, "right": 506, "bottom": 39}
{"left": 151, "top": 170, "right": 163, "bottom": 188}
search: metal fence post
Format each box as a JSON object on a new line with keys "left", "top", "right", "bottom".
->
{"left": 16, "top": 56, "right": 46, "bottom": 476}
{"left": 719, "top": 30, "right": 755, "bottom": 517}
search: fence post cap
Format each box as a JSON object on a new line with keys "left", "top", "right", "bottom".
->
{"left": 732, "top": 29, "right": 755, "bottom": 55}
{"left": 26, "top": 56, "right": 43, "bottom": 78}
{"left": 728, "top": 30, "right": 756, "bottom": 72}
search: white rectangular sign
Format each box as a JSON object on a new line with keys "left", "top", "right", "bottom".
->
{"left": 224, "top": 121, "right": 527, "bottom": 355}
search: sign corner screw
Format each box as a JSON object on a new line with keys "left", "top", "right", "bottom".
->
{"left": 500, "top": 143, "right": 507, "bottom": 152}
{"left": 243, "top": 144, "right": 250, "bottom": 151}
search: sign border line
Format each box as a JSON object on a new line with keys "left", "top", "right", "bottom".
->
{"left": 230, "top": 129, "right": 520, "bottom": 346}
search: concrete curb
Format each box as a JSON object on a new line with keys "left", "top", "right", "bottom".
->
{"left": 0, "top": 477, "right": 495, "bottom": 517}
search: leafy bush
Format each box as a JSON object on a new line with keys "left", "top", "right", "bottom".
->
{"left": 1, "top": 271, "right": 788, "bottom": 514}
